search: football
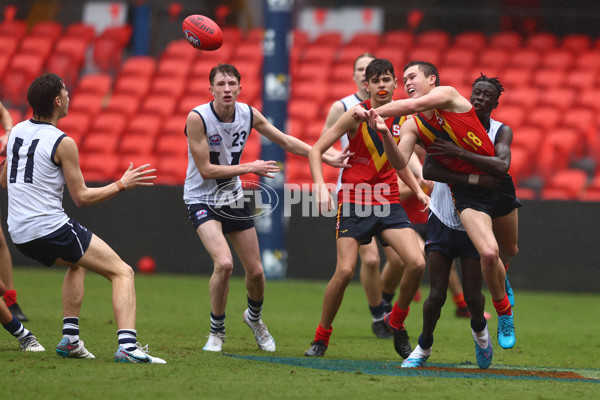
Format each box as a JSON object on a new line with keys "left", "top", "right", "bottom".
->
{"left": 182, "top": 14, "right": 223, "bottom": 51}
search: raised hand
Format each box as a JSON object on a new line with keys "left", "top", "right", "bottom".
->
{"left": 119, "top": 163, "right": 157, "bottom": 189}
{"left": 367, "top": 109, "right": 390, "bottom": 135}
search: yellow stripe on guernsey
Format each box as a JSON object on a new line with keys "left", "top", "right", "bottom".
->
{"left": 434, "top": 110, "right": 471, "bottom": 151}
{"left": 414, "top": 115, "right": 438, "bottom": 144}
{"left": 361, "top": 115, "right": 404, "bottom": 172}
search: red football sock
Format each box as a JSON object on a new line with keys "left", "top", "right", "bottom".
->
{"left": 3, "top": 289, "right": 17, "bottom": 306}
{"left": 453, "top": 293, "right": 467, "bottom": 309}
{"left": 389, "top": 303, "right": 409, "bottom": 330}
{"left": 492, "top": 294, "right": 512, "bottom": 316}
{"left": 314, "top": 323, "right": 333, "bottom": 345}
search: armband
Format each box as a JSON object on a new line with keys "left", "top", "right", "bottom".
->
{"left": 116, "top": 180, "right": 126, "bottom": 192}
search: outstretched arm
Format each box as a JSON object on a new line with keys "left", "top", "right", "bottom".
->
{"left": 427, "top": 125, "right": 513, "bottom": 177}
{"left": 422, "top": 154, "right": 501, "bottom": 190}
{"left": 368, "top": 109, "right": 418, "bottom": 171}
{"left": 57, "top": 137, "right": 156, "bottom": 207}
{"left": 253, "top": 107, "right": 350, "bottom": 167}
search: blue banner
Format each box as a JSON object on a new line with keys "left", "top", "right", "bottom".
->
{"left": 257, "top": 0, "right": 293, "bottom": 279}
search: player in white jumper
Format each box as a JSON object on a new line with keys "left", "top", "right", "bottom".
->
{"left": 1, "top": 73, "right": 166, "bottom": 364}
{"left": 186, "top": 64, "right": 349, "bottom": 352}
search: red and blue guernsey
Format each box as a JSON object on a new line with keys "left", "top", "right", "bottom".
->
{"left": 340, "top": 100, "right": 407, "bottom": 205}
{"left": 414, "top": 106, "right": 495, "bottom": 174}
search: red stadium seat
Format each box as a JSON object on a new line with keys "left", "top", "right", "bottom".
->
{"left": 288, "top": 100, "right": 322, "bottom": 126}
{"left": 345, "top": 32, "right": 380, "bottom": 52}
{"left": 562, "top": 108, "right": 597, "bottom": 152}
{"left": 560, "top": 34, "right": 591, "bottom": 53}
{"left": 119, "top": 133, "right": 155, "bottom": 157}
{"left": 156, "top": 58, "right": 192, "bottom": 79}
{"left": 382, "top": 30, "right": 413, "bottom": 48}
{"left": 119, "top": 56, "right": 156, "bottom": 79}
{"left": 76, "top": 73, "right": 113, "bottom": 97}
{"left": 408, "top": 47, "right": 441, "bottom": 67}
{"left": 57, "top": 112, "right": 92, "bottom": 139}
{"left": 477, "top": 48, "right": 511, "bottom": 70}
{"left": 515, "top": 187, "right": 536, "bottom": 200}
{"left": 492, "top": 105, "right": 527, "bottom": 128}
{"left": 574, "top": 51, "right": 600, "bottom": 72}
{"left": 525, "top": 32, "right": 557, "bottom": 51}
{"left": 68, "top": 93, "right": 105, "bottom": 117}
{"left": 30, "top": 21, "right": 63, "bottom": 41}
{"left": 442, "top": 48, "right": 477, "bottom": 69}
{"left": 336, "top": 45, "right": 373, "bottom": 66}
{"left": 231, "top": 41, "right": 263, "bottom": 63}
{"left": 0, "top": 20, "right": 27, "bottom": 40}
{"left": 124, "top": 113, "right": 163, "bottom": 139}
{"left": 541, "top": 49, "right": 575, "bottom": 70}
{"left": 80, "top": 131, "right": 120, "bottom": 154}
{"left": 489, "top": 31, "right": 522, "bottom": 50}
{"left": 511, "top": 48, "right": 541, "bottom": 69}
{"left": 0, "top": 53, "right": 11, "bottom": 82}
{"left": 416, "top": 30, "right": 450, "bottom": 50}
{"left": 150, "top": 76, "right": 186, "bottom": 99}
{"left": 0, "top": 35, "right": 20, "bottom": 58}
{"left": 441, "top": 66, "right": 470, "bottom": 87}
{"left": 502, "top": 86, "right": 539, "bottom": 108}
{"left": 80, "top": 153, "right": 120, "bottom": 182}
{"left": 291, "top": 81, "right": 329, "bottom": 106}
{"left": 565, "top": 69, "right": 595, "bottom": 91}
{"left": 114, "top": 75, "right": 152, "bottom": 98}
{"left": 452, "top": 31, "right": 487, "bottom": 51}
{"left": 155, "top": 135, "right": 188, "bottom": 158}
{"left": 508, "top": 146, "right": 530, "bottom": 185}
{"left": 177, "top": 95, "right": 204, "bottom": 116}
{"left": 540, "top": 188, "right": 573, "bottom": 201}
{"left": 155, "top": 155, "right": 188, "bottom": 185}
{"left": 104, "top": 93, "right": 142, "bottom": 117}
{"left": 244, "top": 27, "right": 265, "bottom": 45}
{"left": 161, "top": 39, "right": 198, "bottom": 63}
{"left": 64, "top": 22, "right": 96, "bottom": 43}
{"left": 54, "top": 36, "right": 89, "bottom": 68}
{"left": 531, "top": 68, "right": 563, "bottom": 89}
{"left": 511, "top": 126, "right": 543, "bottom": 161}
{"left": 527, "top": 106, "right": 561, "bottom": 131}
{"left": 18, "top": 36, "right": 54, "bottom": 61}
{"left": 6, "top": 107, "right": 23, "bottom": 125}
{"left": 543, "top": 168, "right": 589, "bottom": 199}
{"left": 140, "top": 95, "right": 177, "bottom": 117}
{"left": 161, "top": 115, "right": 188, "bottom": 137}
{"left": 576, "top": 88, "right": 600, "bottom": 111}
{"left": 537, "top": 87, "right": 575, "bottom": 112}
{"left": 301, "top": 44, "right": 337, "bottom": 65}
{"left": 47, "top": 53, "right": 81, "bottom": 89}
{"left": 90, "top": 112, "right": 128, "bottom": 137}
{"left": 2, "top": 54, "right": 45, "bottom": 106}
{"left": 312, "top": 31, "right": 343, "bottom": 47}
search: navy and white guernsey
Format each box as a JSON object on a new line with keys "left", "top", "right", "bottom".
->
{"left": 184, "top": 101, "right": 254, "bottom": 206}
{"left": 6, "top": 119, "right": 69, "bottom": 244}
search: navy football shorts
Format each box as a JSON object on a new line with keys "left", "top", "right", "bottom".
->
{"left": 450, "top": 183, "right": 495, "bottom": 216}
{"left": 187, "top": 202, "right": 254, "bottom": 234}
{"left": 492, "top": 175, "right": 522, "bottom": 218}
{"left": 15, "top": 218, "right": 93, "bottom": 267}
{"left": 336, "top": 202, "right": 412, "bottom": 244}
{"left": 425, "top": 212, "right": 479, "bottom": 259}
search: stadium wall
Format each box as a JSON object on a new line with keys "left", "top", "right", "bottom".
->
{"left": 1, "top": 186, "right": 598, "bottom": 293}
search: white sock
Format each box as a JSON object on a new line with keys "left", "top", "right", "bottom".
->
{"left": 472, "top": 325, "right": 490, "bottom": 348}
{"left": 410, "top": 344, "right": 432, "bottom": 358}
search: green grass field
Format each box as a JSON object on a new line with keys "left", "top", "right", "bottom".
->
{"left": 0, "top": 267, "right": 598, "bottom": 399}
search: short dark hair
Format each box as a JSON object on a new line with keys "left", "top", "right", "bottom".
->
{"left": 473, "top": 73, "right": 504, "bottom": 99}
{"left": 209, "top": 64, "right": 241, "bottom": 86}
{"left": 404, "top": 61, "right": 440, "bottom": 86}
{"left": 353, "top": 53, "right": 376, "bottom": 70}
{"left": 27, "top": 73, "right": 63, "bottom": 118}
{"left": 365, "top": 58, "right": 395, "bottom": 82}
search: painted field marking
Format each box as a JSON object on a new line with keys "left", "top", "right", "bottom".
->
{"left": 227, "top": 354, "right": 600, "bottom": 383}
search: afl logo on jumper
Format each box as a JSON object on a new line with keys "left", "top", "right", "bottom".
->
{"left": 208, "top": 134, "right": 222, "bottom": 146}
{"left": 195, "top": 209, "right": 208, "bottom": 219}
{"left": 183, "top": 30, "right": 200, "bottom": 47}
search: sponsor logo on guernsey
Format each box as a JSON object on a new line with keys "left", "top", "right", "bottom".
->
{"left": 208, "top": 134, "right": 222, "bottom": 146}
